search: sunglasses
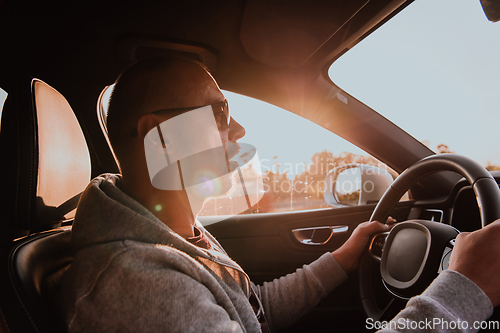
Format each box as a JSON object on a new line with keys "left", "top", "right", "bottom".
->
{"left": 130, "top": 99, "right": 230, "bottom": 137}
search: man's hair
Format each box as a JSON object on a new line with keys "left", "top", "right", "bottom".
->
{"left": 106, "top": 56, "right": 210, "bottom": 171}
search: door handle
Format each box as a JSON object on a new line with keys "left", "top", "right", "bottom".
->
{"left": 292, "top": 225, "right": 348, "bottom": 245}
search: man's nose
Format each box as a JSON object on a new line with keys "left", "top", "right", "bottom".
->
{"left": 228, "top": 117, "right": 245, "bottom": 142}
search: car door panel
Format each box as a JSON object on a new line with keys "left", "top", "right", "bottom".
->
{"left": 205, "top": 202, "right": 412, "bottom": 283}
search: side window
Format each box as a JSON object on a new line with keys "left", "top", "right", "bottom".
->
{"left": 98, "top": 85, "right": 118, "bottom": 163}
{"left": 197, "top": 91, "right": 401, "bottom": 216}
{"left": 99, "top": 84, "right": 112, "bottom": 120}
{"left": 0, "top": 87, "right": 7, "bottom": 129}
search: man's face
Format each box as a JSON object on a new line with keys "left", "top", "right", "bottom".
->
{"left": 138, "top": 60, "right": 263, "bottom": 219}
{"left": 142, "top": 61, "right": 247, "bottom": 199}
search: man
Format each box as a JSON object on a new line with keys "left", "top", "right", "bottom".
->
{"left": 58, "top": 57, "right": 498, "bottom": 332}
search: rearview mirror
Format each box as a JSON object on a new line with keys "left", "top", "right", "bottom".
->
{"left": 480, "top": 0, "right": 500, "bottom": 22}
{"left": 323, "top": 164, "right": 393, "bottom": 207}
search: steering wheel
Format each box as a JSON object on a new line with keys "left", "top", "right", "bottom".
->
{"left": 359, "top": 153, "right": 500, "bottom": 321}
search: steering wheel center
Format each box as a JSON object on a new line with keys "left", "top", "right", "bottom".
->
{"left": 380, "top": 220, "right": 458, "bottom": 299}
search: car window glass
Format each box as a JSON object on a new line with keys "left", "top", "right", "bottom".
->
{"left": 329, "top": 0, "right": 500, "bottom": 170}
{"left": 100, "top": 84, "right": 112, "bottom": 118}
{"left": 98, "top": 85, "right": 118, "bottom": 163}
{"left": 0, "top": 87, "right": 7, "bottom": 130}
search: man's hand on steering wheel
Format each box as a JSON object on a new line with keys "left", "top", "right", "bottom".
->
{"left": 332, "top": 217, "right": 396, "bottom": 274}
{"left": 449, "top": 218, "right": 500, "bottom": 307}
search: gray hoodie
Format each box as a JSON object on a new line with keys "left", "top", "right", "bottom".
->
{"left": 58, "top": 174, "right": 493, "bottom": 333}
{"left": 59, "top": 174, "right": 348, "bottom": 333}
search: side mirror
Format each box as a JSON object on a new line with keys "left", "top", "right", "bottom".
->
{"left": 323, "top": 164, "right": 393, "bottom": 207}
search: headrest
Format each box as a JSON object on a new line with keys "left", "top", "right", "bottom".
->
{"left": 0, "top": 78, "right": 91, "bottom": 243}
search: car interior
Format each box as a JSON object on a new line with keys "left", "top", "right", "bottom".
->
{"left": 1, "top": 0, "right": 499, "bottom": 332}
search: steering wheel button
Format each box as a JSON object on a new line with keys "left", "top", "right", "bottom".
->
{"left": 370, "top": 233, "right": 388, "bottom": 258}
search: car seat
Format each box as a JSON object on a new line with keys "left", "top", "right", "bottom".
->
{"left": 0, "top": 78, "right": 91, "bottom": 332}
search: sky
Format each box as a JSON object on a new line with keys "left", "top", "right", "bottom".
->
{"left": 329, "top": 0, "right": 500, "bottom": 167}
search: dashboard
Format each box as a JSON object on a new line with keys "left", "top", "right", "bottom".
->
{"left": 410, "top": 171, "right": 500, "bottom": 232}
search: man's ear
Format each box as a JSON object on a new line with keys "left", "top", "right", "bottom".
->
{"left": 137, "top": 114, "right": 160, "bottom": 140}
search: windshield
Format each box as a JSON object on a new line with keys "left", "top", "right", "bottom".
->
{"left": 329, "top": 0, "right": 500, "bottom": 170}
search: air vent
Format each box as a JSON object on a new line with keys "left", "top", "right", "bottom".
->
{"left": 420, "top": 209, "right": 443, "bottom": 223}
